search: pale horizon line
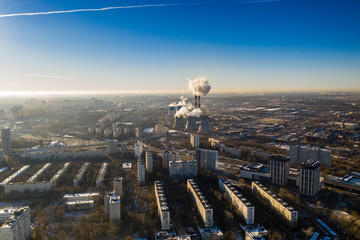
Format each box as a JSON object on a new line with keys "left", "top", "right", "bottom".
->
{"left": 1, "top": 88, "right": 360, "bottom": 97}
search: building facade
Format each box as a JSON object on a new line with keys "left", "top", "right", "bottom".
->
{"left": 1, "top": 128, "right": 11, "bottom": 154}
{"left": 299, "top": 161, "right": 321, "bottom": 196}
{"left": 290, "top": 145, "right": 331, "bottom": 168}
{"left": 190, "top": 134, "right": 200, "bottom": 148}
{"left": 187, "top": 179, "right": 213, "bottom": 227}
{"left": 0, "top": 207, "right": 31, "bottom": 240}
{"left": 219, "top": 178, "right": 255, "bottom": 225}
{"left": 73, "top": 162, "right": 90, "bottom": 187}
{"left": 109, "top": 196, "right": 121, "bottom": 220}
{"left": 196, "top": 149, "right": 218, "bottom": 171}
{"left": 252, "top": 181, "right": 298, "bottom": 227}
{"left": 169, "top": 160, "right": 197, "bottom": 181}
{"left": 137, "top": 159, "right": 145, "bottom": 185}
{"left": 145, "top": 152, "right": 153, "bottom": 172}
{"left": 154, "top": 181, "right": 170, "bottom": 230}
{"left": 269, "top": 156, "right": 290, "bottom": 186}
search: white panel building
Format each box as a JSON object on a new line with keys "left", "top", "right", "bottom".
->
{"left": 252, "top": 181, "right": 298, "bottom": 227}
{"left": 0, "top": 207, "right": 31, "bottom": 240}
{"left": 290, "top": 145, "right": 331, "bottom": 168}
{"left": 134, "top": 142, "right": 142, "bottom": 158}
{"left": 196, "top": 149, "right": 218, "bottom": 171}
{"left": 219, "top": 178, "right": 255, "bottom": 225}
{"left": 109, "top": 196, "right": 121, "bottom": 220}
{"left": 154, "top": 181, "right": 170, "bottom": 230}
{"left": 187, "top": 179, "right": 213, "bottom": 227}
{"left": 50, "top": 162, "right": 71, "bottom": 187}
{"left": 1, "top": 165, "right": 30, "bottom": 186}
{"left": 96, "top": 162, "right": 108, "bottom": 187}
{"left": 137, "top": 159, "right": 145, "bottom": 185}
{"left": 73, "top": 162, "right": 89, "bottom": 187}
{"left": 145, "top": 152, "right": 153, "bottom": 172}
{"left": 169, "top": 160, "right": 197, "bottom": 181}
{"left": 299, "top": 161, "right": 321, "bottom": 196}
{"left": 269, "top": 156, "right": 290, "bottom": 186}
{"left": 113, "top": 177, "right": 123, "bottom": 196}
{"left": 26, "top": 163, "right": 51, "bottom": 183}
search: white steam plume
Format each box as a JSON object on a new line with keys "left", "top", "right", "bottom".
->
{"left": 187, "top": 108, "right": 202, "bottom": 118}
{"left": 188, "top": 75, "right": 211, "bottom": 96}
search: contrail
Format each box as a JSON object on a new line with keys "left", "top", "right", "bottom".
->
{"left": 0, "top": 1, "right": 285, "bottom": 19}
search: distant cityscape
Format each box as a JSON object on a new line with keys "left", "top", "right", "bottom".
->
{"left": 0, "top": 91, "right": 359, "bottom": 240}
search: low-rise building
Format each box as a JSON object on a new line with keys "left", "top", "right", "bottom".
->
{"left": 50, "top": 162, "right": 71, "bottom": 187}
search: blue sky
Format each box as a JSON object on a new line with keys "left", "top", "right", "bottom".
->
{"left": 0, "top": 0, "right": 360, "bottom": 93}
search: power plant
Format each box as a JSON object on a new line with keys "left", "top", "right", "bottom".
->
{"left": 185, "top": 116, "right": 197, "bottom": 131}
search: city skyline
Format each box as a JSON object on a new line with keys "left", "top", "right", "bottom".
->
{"left": 1, "top": 0, "right": 360, "bottom": 94}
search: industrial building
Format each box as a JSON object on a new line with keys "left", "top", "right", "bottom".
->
{"left": 185, "top": 116, "right": 198, "bottom": 131}
{"left": 218, "top": 178, "right": 255, "bottom": 225}
{"left": 173, "top": 116, "right": 185, "bottom": 129}
{"left": 196, "top": 148, "right": 218, "bottom": 171}
{"left": 50, "top": 162, "right": 71, "bottom": 187}
{"left": 1, "top": 128, "right": 11, "bottom": 154}
{"left": 113, "top": 177, "right": 123, "bottom": 196}
{"left": 0, "top": 207, "right": 31, "bottom": 240}
{"left": 154, "top": 181, "right": 170, "bottom": 230}
{"left": 169, "top": 160, "right": 197, "bottom": 181}
{"left": 190, "top": 134, "right": 199, "bottom": 148}
{"left": 145, "top": 152, "right": 153, "bottom": 172}
{"left": 137, "top": 158, "right": 145, "bottom": 185}
{"left": 290, "top": 145, "right": 331, "bottom": 168}
{"left": 187, "top": 179, "right": 213, "bottom": 227}
{"left": 199, "top": 116, "right": 211, "bottom": 132}
{"left": 106, "top": 139, "right": 118, "bottom": 154}
{"left": 252, "top": 181, "right": 298, "bottom": 227}
{"left": 323, "top": 172, "right": 360, "bottom": 193}
{"left": 96, "top": 162, "right": 108, "bottom": 187}
{"left": 109, "top": 196, "right": 121, "bottom": 220}
{"left": 1, "top": 165, "right": 30, "bottom": 185}
{"left": 240, "top": 163, "right": 270, "bottom": 182}
{"left": 299, "top": 161, "right": 321, "bottom": 196}
{"left": 73, "top": 162, "right": 90, "bottom": 186}
{"left": 269, "top": 156, "right": 290, "bottom": 186}
{"left": 26, "top": 163, "right": 51, "bottom": 183}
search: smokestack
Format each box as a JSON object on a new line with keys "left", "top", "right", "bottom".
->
{"left": 198, "top": 96, "right": 201, "bottom": 108}
{"left": 194, "top": 96, "right": 198, "bottom": 108}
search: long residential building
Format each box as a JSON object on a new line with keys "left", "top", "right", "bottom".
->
{"left": 26, "top": 163, "right": 51, "bottom": 183}
{"left": 163, "top": 150, "right": 194, "bottom": 169}
{"left": 0, "top": 206, "right": 31, "bottom": 240}
{"left": 154, "top": 181, "right": 170, "bottom": 230}
{"left": 96, "top": 162, "right": 108, "bottom": 187}
{"left": 1, "top": 165, "right": 30, "bottom": 186}
{"left": 73, "top": 162, "right": 89, "bottom": 186}
{"left": 50, "top": 162, "right": 71, "bottom": 187}
{"left": 187, "top": 179, "right": 213, "bottom": 227}
{"left": 290, "top": 145, "right": 331, "bottom": 168}
{"left": 63, "top": 192, "right": 100, "bottom": 202}
{"left": 252, "top": 181, "right": 298, "bottom": 227}
{"left": 219, "top": 178, "right": 255, "bottom": 225}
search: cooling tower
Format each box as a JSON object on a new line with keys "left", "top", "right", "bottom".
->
{"left": 199, "top": 116, "right": 210, "bottom": 132}
{"left": 185, "top": 116, "right": 198, "bottom": 131}
{"left": 173, "top": 116, "right": 185, "bottom": 129}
